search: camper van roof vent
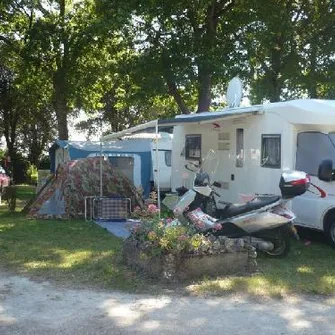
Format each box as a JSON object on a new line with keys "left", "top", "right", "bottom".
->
{"left": 226, "top": 77, "right": 243, "bottom": 108}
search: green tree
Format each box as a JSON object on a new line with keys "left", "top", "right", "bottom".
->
{"left": 0, "top": 1, "right": 55, "bottom": 174}
{"left": 0, "top": 65, "right": 20, "bottom": 177}
{"left": 118, "top": 0, "right": 247, "bottom": 113}
{"left": 20, "top": 0, "right": 98, "bottom": 139}
{"left": 243, "top": 0, "right": 335, "bottom": 103}
{"left": 296, "top": 0, "right": 335, "bottom": 98}
{"left": 74, "top": 9, "right": 179, "bottom": 136}
{"left": 241, "top": 0, "right": 302, "bottom": 103}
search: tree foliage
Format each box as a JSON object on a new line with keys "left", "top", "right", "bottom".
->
{"left": 244, "top": 0, "right": 335, "bottom": 103}
{"left": 128, "top": 0, "right": 247, "bottom": 113}
{"left": 0, "top": 0, "right": 334, "bottom": 174}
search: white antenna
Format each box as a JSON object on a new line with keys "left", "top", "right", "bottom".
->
{"left": 226, "top": 77, "right": 243, "bottom": 108}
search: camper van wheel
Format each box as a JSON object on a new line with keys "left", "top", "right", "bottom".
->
{"left": 324, "top": 213, "right": 335, "bottom": 248}
{"left": 264, "top": 226, "right": 291, "bottom": 258}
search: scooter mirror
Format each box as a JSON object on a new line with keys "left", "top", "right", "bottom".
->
{"left": 185, "top": 161, "right": 201, "bottom": 172}
{"left": 318, "top": 159, "right": 334, "bottom": 182}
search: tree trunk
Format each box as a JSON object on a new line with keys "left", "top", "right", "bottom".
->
{"left": 269, "top": 70, "right": 281, "bottom": 102}
{"left": 54, "top": 92, "right": 69, "bottom": 140}
{"left": 269, "top": 38, "right": 284, "bottom": 102}
{"left": 28, "top": 129, "right": 43, "bottom": 167}
{"left": 197, "top": 66, "right": 212, "bottom": 113}
{"left": 162, "top": 51, "right": 189, "bottom": 114}
{"left": 3, "top": 121, "right": 17, "bottom": 182}
{"left": 2, "top": 105, "right": 19, "bottom": 182}
{"left": 53, "top": 51, "right": 69, "bottom": 140}
{"left": 194, "top": 1, "right": 225, "bottom": 113}
{"left": 166, "top": 80, "right": 190, "bottom": 114}
{"left": 53, "top": 0, "right": 69, "bottom": 140}
{"left": 102, "top": 88, "right": 121, "bottom": 132}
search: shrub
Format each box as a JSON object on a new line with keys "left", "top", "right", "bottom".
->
{"left": 26, "top": 164, "right": 38, "bottom": 185}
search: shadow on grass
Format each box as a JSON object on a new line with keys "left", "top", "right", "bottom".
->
{"left": 0, "top": 210, "right": 145, "bottom": 291}
{"left": 189, "top": 239, "right": 335, "bottom": 297}
{"left": 15, "top": 184, "right": 36, "bottom": 201}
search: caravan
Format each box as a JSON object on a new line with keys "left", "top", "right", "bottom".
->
{"left": 167, "top": 99, "right": 335, "bottom": 247}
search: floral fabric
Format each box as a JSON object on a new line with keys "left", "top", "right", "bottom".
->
{"left": 27, "top": 157, "right": 144, "bottom": 219}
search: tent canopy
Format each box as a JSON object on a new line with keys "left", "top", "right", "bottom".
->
{"left": 49, "top": 139, "right": 152, "bottom": 197}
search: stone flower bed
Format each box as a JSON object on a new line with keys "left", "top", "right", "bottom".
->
{"left": 122, "top": 204, "right": 258, "bottom": 281}
{"left": 123, "top": 236, "right": 257, "bottom": 281}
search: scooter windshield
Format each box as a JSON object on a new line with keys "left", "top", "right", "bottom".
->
{"left": 200, "top": 149, "right": 219, "bottom": 183}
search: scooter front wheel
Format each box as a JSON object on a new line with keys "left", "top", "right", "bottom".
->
{"left": 264, "top": 225, "right": 291, "bottom": 258}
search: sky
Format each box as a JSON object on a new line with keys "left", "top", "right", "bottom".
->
{"left": 68, "top": 110, "right": 90, "bottom": 141}
{"left": 0, "top": 111, "right": 96, "bottom": 152}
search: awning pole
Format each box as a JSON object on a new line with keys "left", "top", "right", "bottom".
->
{"left": 155, "top": 120, "right": 161, "bottom": 215}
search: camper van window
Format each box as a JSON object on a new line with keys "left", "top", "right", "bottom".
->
{"left": 236, "top": 128, "right": 244, "bottom": 167}
{"left": 261, "top": 134, "right": 281, "bottom": 168}
{"left": 296, "top": 132, "right": 335, "bottom": 175}
{"left": 165, "top": 150, "right": 172, "bottom": 167}
{"left": 185, "top": 135, "right": 201, "bottom": 160}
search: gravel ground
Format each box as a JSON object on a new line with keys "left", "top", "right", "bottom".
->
{"left": 1, "top": 271, "right": 335, "bottom": 335}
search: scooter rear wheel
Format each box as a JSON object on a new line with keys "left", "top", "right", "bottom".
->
{"left": 264, "top": 225, "right": 291, "bottom": 257}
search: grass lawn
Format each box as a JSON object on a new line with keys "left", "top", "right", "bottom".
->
{"left": 190, "top": 235, "right": 335, "bottom": 297}
{"left": 15, "top": 184, "right": 37, "bottom": 201}
{"left": 0, "top": 184, "right": 335, "bottom": 297}
{"left": 0, "top": 185, "right": 142, "bottom": 291}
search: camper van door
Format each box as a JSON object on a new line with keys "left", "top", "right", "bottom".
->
{"left": 292, "top": 131, "right": 335, "bottom": 230}
{"left": 151, "top": 149, "right": 172, "bottom": 192}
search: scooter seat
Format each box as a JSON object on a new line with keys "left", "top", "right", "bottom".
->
{"left": 218, "top": 195, "right": 280, "bottom": 219}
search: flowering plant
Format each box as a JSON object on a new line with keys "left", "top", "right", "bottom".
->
{"left": 129, "top": 200, "right": 222, "bottom": 256}
{"left": 130, "top": 215, "right": 188, "bottom": 254}
{"left": 131, "top": 203, "right": 160, "bottom": 220}
{"left": 129, "top": 212, "right": 218, "bottom": 257}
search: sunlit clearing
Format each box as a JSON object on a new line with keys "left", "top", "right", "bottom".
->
{"left": 25, "top": 261, "right": 56, "bottom": 269}
{"left": 24, "top": 250, "right": 115, "bottom": 270}
{"left": 297, "top": 266, "right": 314, "bottom": 274}
{"left": 189, "top": 276, "right": 288, "bottom": 297}
{"left": 320, "top": 275, "right": 335, "bottom": 289}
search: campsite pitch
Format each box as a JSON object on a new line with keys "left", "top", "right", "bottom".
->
{"left": 1, "top": 207, "right": 335, "bottom": 297}
{"left": 0, "top": 186, "right": 335, "bottom": 297}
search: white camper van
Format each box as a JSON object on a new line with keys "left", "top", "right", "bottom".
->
{"left": 169, "top": 99, "right": 335, "bottom": 247}
{"left": 121, "top": 132, "right": 173, "bottom": 193}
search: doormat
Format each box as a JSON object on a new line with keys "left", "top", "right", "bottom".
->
{"left": 94, "top": 219, "right": 140, "bottom": 239}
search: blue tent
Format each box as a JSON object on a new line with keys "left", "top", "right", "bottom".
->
{"left": 49, "top": 140, "right": 152, "bottom": 197}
